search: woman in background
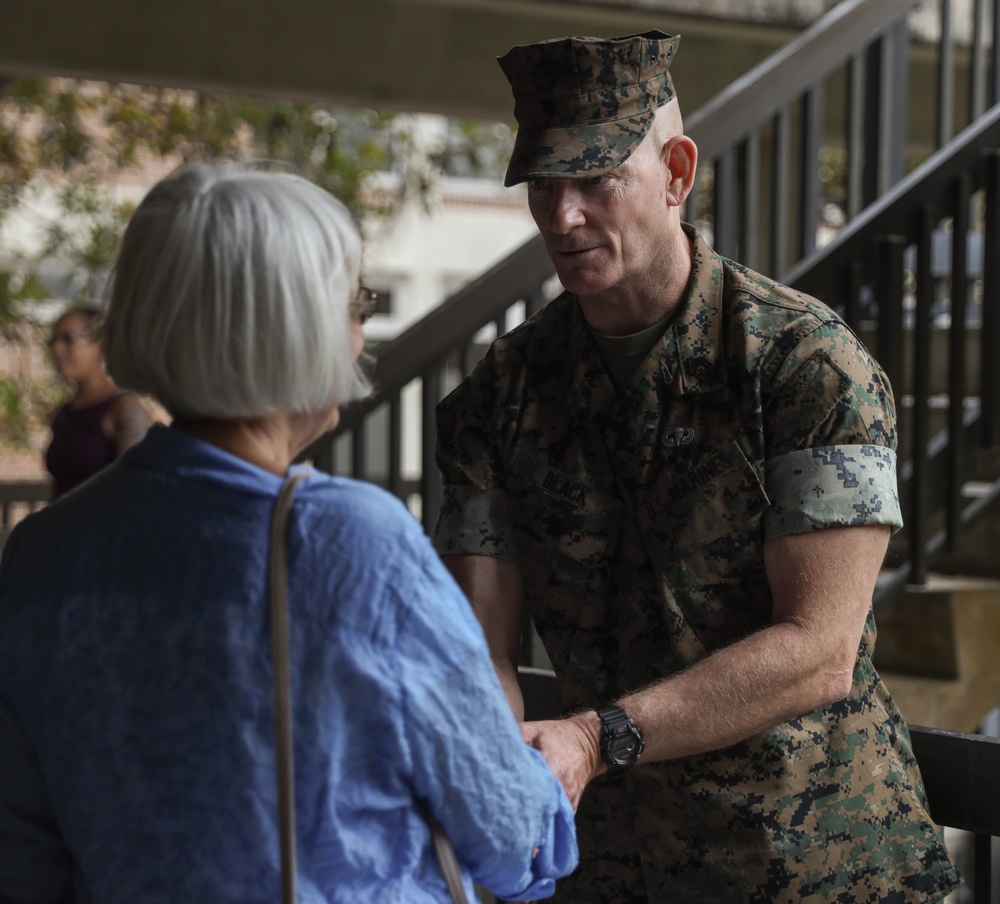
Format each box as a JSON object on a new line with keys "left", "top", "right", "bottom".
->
{"left": 0, "top": 165, "right": 576, "bottom": 903}
{"left": 45, "top": 304, "right": 151, "bottom": 498}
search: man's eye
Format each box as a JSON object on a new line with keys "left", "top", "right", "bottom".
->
{"left": 584, "top": 174, "right": 608, "bottom": 185}
{"left": 527, "top": 178, "right": 551, "bottom": 192}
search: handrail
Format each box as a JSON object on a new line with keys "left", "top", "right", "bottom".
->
{"left": 780, "top": 90, "right": 1000, "bottom": 594}
{"left": 0, "top": 479, "right": 48, "bottom": 528}
{"left": 685, "top": 0, "right": 918, "bottom": 156}
{"left": 786, "top": 102, "right": 1000, "bottom": 300}
{"left": 329, "top": 236, "right": 548, "bottom": 429}
{"left": 911, "top": 724, "right": 1000, "bottom": 837}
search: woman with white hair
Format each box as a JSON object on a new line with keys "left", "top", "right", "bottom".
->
{"left": 0, "top": 165, "right": 576, "bottom": 903}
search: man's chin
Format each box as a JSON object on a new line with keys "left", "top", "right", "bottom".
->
{"left": 554, "top": 269, "right": 615, "bottom": 297}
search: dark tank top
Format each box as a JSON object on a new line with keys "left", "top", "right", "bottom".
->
{"left": 45, "top": 396, "right": 120, "bottom": 499}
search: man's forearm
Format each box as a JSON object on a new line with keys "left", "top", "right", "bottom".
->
{"left": 539, "top": 614, "right": 860, "bottom": 808}
{"left": 615, "top": 618, "right": 851, "bottom": 761}
{"left": 553, "top": 525, "right": 886, "bottom": 776}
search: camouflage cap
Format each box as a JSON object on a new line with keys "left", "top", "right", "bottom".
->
{"left": 498, "top": 30, "right": 680, "bottom": 187}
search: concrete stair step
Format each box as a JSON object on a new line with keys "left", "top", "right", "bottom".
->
{"left": 876, "top": 575, "right": 1000, "bottom": 732}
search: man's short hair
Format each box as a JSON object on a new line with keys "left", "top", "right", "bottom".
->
{"left": 498, "top": 30, "right": 680, "bottom": 186}
{"left": 103, "top": 165, "right": 370, "bottom": 419}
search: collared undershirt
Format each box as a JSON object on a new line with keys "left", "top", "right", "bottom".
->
{"left": 588, "top": 310, "right": 676, "bottom": 391}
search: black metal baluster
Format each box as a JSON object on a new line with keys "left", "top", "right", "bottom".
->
{"left": 421, "top": 367, "right": 442, "bottom": 532}
{"left": 388, "top": 392, "right": 403, "bottom": 500}
{"left": 992, "top": 0, "right": 1000, "bottom": 106}
{"left": 910, "top": 205, "right": 936, "bottom": 585}
{"left": 876, "top": 235, "right": 907, "bottom": 400}
{"left": 973, "top": 832, "right": 992, "bottom": 904}
{"left": 937, "top": 0, "right": 954, "bottom": 148}
{"left": 971, "top": 0, "right": 987, "bottom": 120}
{"left": 846, "top": 52, "right": 865, "bottom": 220}
{"left": 741, "top": 133, "right": 761, "bottom": 270}
{"left": 946, "top": 174, "right": 971, "bottom": 550}
{"left": 884, "top": 18, "right": 910, "bottom": 190}
{"left": 799, "top": 87, "right": 822, "bottom": 261}
{"left": 982, "top": 150, "right": 1000, "bottom": 448}
{"left": 714, "top": 149, "right": 738, "bottom": 259}
{"left": 862, "top": 40, "right": 883, "bottom": 208}
{"left": 351, "top": 423, "right": 366, "bottom": 481}
{"left": 772, "top": 109, "right": 791, "bottom": 276}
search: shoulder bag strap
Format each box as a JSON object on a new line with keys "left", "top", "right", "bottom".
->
{"left": 269, "top": 470, "right": 310, "bottom": 904}
{"left": 422, "top": 803, "right": 471, "bottom": 904}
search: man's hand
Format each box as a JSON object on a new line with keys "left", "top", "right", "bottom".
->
{"left": 520, "top": 712, "right": 605, "bottom": 811}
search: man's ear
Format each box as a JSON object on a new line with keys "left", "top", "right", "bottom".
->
{"left": 662, "top": 135, "right": 698, "bottom": 207}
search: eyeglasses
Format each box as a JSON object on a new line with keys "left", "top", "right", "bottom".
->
{"left": 350, "top": 286, "right": 378, "bottom": 325}
{"left": 47, "top": 331, "right": 92, "bottom": 349}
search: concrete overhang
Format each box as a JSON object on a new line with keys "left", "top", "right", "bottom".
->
{"left": 0, "top": 0, "right": 799, "bottom": 120}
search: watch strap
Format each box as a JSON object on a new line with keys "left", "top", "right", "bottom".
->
{"left": 596, "top": 705, "right": 631, "bottom": 734}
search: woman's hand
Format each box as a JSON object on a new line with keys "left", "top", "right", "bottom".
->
{"left": 520, "top": 713, "right": 604, "bottom": 811}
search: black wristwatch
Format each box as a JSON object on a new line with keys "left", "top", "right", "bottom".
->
{"left": 596, "top": 705, "right": 645, "bottom": 768}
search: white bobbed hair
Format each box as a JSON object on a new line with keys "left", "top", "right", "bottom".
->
{"left": 103, "top": 164, "right": 371, "bottom": 419}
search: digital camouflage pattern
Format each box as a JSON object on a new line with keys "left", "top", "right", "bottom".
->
{"left": 434, "top": 228, "right": 961, "bottom": 902}
{"left": 498, "top": 31, "right": 679, "bottom": 186}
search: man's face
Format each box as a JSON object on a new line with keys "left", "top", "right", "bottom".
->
{"left": 526, "top": 136, "right": 671, "bottom": 300}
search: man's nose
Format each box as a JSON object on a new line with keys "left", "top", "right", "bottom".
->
{"left": 546, "top": 183, "right": 586, "bottom": 233}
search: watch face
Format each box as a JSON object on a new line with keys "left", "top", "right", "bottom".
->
{"left": 609, "top": 733, "right": 640, "bottom": 763}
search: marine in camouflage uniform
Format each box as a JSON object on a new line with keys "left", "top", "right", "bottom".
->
{"left": 434, "top": 31, "right": 961, "bottom": 902}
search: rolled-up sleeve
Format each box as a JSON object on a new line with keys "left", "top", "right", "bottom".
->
{"left": 763, "top": 444, "right": 901, "bottom": 537}
{"left": 434, "top": 351, "right": 520, "bottom": 561}
{"left": 762, "top": 320, "right": 902, "bottom": 538}
{"left": 435, "top": 484, "right": 517, "bottom": 559}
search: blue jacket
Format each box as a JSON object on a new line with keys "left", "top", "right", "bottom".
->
{"left": 0, "top": 425, "right": 577, "bottom": 903}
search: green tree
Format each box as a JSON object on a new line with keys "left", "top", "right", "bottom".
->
{"left": 0, "top": 76, "right": 512, "bottom": 456}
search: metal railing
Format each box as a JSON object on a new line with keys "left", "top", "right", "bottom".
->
{"left": 301, "top": 237, "right": 554, "bottom": 527}
{"left": 786, "top": 101, "right": 1000, "bottom": 596}
{"left": 912, "top": 724, "right": 1000, "bottom": 903}
{"left": 685, "top": 0, "right": 1000, "bottom": 276}
{"left": 0, "top": 479, "right": 48, "bottom": 544}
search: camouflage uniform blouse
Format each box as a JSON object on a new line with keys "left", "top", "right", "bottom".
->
{"left": 434, "top": 229, "right": 960, "bottom": 903}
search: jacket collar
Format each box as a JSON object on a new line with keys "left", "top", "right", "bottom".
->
{"left": 659, "top": 225, "right": 728, "bottom": 397}
{"left": 528, "top": 224, "right": 729, "bottom": 411}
